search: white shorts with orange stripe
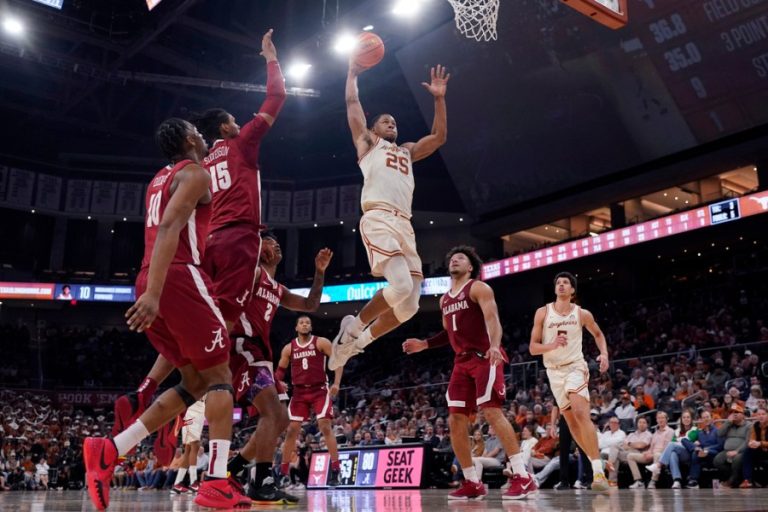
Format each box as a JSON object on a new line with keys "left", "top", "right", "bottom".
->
{"left": 359, "top": 209, "right": 422, "bottom": 278}
{"left": 546, "top": 358, "right": 590, "bottom": 411}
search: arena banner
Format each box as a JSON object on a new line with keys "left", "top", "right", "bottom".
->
{"left": 54, "top": 390, "right": 122, "bottom": 407}
{"left": 0, "top": 282, "right": 54, "bottom": 300}
{"left": 482, "top": 190, "right": 768, "bottom": 280}
{"left": 308, "top": 444, "right": 427, "bottom": 489}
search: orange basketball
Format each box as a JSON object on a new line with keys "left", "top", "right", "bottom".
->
{"left": 354, "top": 32, "right": 385, "bottom": 69}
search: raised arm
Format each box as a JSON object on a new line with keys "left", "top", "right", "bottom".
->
{"left": 280, "top": 248, "right": 332, "bottom": 312}
{"left": 126, "top": 165, "right": 211, "bottom": 332}
{"left": 346, "top": 62, "right": 374, "bottom": 158}
{"left": 471, "top": 280, "right": 505, "bottom": 366}
{"left": 239, "top": 30, "right": 287, "bottom": 145}
{"left": 581, "top": 308, "right": 609, "bottom": 374}
{"left": 403, "top": 65, "right": 449, "bottom": 162}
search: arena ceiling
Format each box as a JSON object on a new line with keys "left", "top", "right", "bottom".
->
{"left": 0, "top": 0, "right": 462, "bottom": 210}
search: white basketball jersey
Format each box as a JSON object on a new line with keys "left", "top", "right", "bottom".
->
{"left": 359, "top": 136, "right": 415, "bottom": 216}
{"left": 542, "top": 303, "right": 584, "bottom": 368}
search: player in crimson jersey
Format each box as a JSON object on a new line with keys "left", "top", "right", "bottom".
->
{"left": 225, "top": 233, "right": 332, "bottom": 504}
{"left": 277, "top": 316, "right": 344, "bottom": 487}
{"left": 113, "top": 28, "right": 287, "bottom": 445}
{"left": 193, "top": 28, "right": 286, "bottom": 328}
{"left": 83, "top": 119, "right": 249, "bottom": 510}
{"left": 402, "top": 246, "right": 537, "bottom": 500}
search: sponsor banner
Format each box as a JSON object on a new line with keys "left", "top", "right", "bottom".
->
{"left": 0, "top": 282, "right": 54, "bottom": 300}
{"left": 55, "top": 390, "right": 122, "bottom": 407}
{"left": 482, "top": 190, "right": 768, "bottom": 281}
{"left": 308, "top": 445, "right": 424, "bottom": 489}
{"left": 374, "top": 447, "right": 424, "bottom": 487}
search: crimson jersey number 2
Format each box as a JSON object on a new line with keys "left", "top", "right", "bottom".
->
{"left": 385, "top": 152, "right": 409, "bottom": 175}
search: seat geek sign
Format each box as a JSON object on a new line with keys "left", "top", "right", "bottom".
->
{"left": 308, "top": 445, "right": 425, "bottom": 488}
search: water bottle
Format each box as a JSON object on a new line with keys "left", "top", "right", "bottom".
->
{"left": 712, "top": 479, "right": 720, "bottom": 489}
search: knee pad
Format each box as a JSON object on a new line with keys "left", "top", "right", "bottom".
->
{"left": 393, "top": 295, "right": 419, "bottom": 323}
{"left": 208, "top": 383, "right": 234, "bottom": 396}
{"left": 173, "top": 385, "right": 197, "bottom": 407}
{"left": 382, "top": 274, "right": 413, "bottom": 307}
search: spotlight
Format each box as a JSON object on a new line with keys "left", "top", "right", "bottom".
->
{"left": 393, "top": 0, "right": 423, "bottom": 17}
{"left": 287, "top": 62, "right": 312, "bottom": 80}
{"left": 333, "top": 33, "right": 357, "bottom": 54}
{"left": 363, "top": 25, "right": 374, "bottom": 31}
{"left": 2, "top": 16, "right": 24, "bottom": 36}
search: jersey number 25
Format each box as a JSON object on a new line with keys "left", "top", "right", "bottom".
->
{"left": 385, "top": 152, "right": 409, "bottom": 175}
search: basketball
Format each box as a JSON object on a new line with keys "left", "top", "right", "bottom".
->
{"left": 354, "top": 32, "right": 385, "bottom": 69}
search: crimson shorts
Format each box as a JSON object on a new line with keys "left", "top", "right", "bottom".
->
{"left": 288, "top": 385, "right": 333, "bottom": 422}
{"left": 202, "top": 224, "right": 261, "bottom": 323}
{"left": 136, "top": 264, "right": 229, "bottom": 371}
{"left": 230, "top": 336, "right": 286, "bottom": 404}
{"left": 445, "top": 353, "right": 506, "bottom": 415}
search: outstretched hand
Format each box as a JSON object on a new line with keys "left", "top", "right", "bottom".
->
{"left": 261, "top": 29, "right": 277, "bottom": 62}
{"left": 421, "top": 64, "right": 450, "bottom": 98}
{"left": 315, "top": 248, "right": 333, "bottom": 272}
{"left": 402, "top": 338, "right": 428, "bottom": 355}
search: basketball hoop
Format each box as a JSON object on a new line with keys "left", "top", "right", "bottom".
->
{"left": 446, "top": 0, "right": 500, "bottom": 42}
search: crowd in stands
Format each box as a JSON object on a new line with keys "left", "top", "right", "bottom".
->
{"left": 1, "top": 258, "right": 767, "bottom": 492}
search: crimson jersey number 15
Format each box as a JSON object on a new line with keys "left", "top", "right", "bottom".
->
{"left": 385, "top": 152, "right": 409, "bottom": 175}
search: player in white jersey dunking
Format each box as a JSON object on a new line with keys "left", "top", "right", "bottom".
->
{"left": 529, "top": 272, "right": 611, "bottom": 491}
{"left": 328, "top": 61, "right": 450, "bottom": 371}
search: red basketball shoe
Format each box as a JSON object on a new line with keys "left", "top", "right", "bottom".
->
{"left": 83, "top": 437, "right": 118, "bottom": 510}
{"left": 447, "top": 480, "right": 487, "bottom": 500}
{"left": 194, "top": 477, "right": 251, "bottom": 509}
{"left": 502, "top": 472, "right": 538, "bottom": 500}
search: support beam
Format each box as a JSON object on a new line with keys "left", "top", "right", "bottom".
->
{"left": 62, "top": 0, "right": 203, "bottom": 113}
{"left": 178, "top": 16, "right": 261, "bottom": 50}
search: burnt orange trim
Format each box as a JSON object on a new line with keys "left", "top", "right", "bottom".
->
{"left": 357, "top": 135, "right": 380, "bottom": 163}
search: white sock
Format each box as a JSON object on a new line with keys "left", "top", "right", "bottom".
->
{"left": 189, "top": 468, "right": 198, "bottom": 484}
{"left": 355, "top": 329, "right": 375, "bottom": 349}
{"left": 508, "top": 453, "right": 526, "bottom": 476}
{"left": 113, "top": 420, "right": 149, "bottom": 456}
{"left": 591, "top": 459, "right": 604, "bottom": 476}
{"left": 462, "top": 466, "right": 480, "bottom": 483}
{"left": 208, "top": 440, "right": 231, "bottom": 479}
{"left": 174, "top": 468, "right": 187, "bottom": 486}
{"left": 349, "top": 316, "right": 366, "bottom": 338}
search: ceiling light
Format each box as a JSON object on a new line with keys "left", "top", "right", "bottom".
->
{"left": 333, "top": 33, "right": 357, "bottom": 54}
{"left": 287, "top": 62, "right": 312, "bottom": 80}
{"left": 363, "top": 25, "right": 374, "bottom": 31}
{"left": 459, "top": 217, "right": 464, "bottom": 222}
{"left": 2, "top": 17, "right": 24, "bottom": 36}
{"left": 393, "top": 0, "right": 423, "bottom": 16}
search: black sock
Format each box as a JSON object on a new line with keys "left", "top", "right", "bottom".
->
{"left": 227, "top": 453, "right": 250, "bottom": 478}
{"left": 254, "top": 462, "right": 272, "bottom": 487}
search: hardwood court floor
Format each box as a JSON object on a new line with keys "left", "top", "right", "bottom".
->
{"left": 0, "top": 487, "right": 766, "bottom": 511}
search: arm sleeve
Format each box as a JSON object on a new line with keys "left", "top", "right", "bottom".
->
{"left": 238, "top": 61, "right": 287, "bottom": 152}
{"left": 426, "top": 330, "right": 450, "bottom": 349}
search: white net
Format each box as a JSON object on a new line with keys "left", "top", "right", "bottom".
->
{"left": 446, "top": 0, "right": 500, "bottom": 42}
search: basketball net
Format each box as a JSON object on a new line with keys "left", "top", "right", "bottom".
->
{"left": 446, "top": 0, "right": 499, "bottom": 42}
